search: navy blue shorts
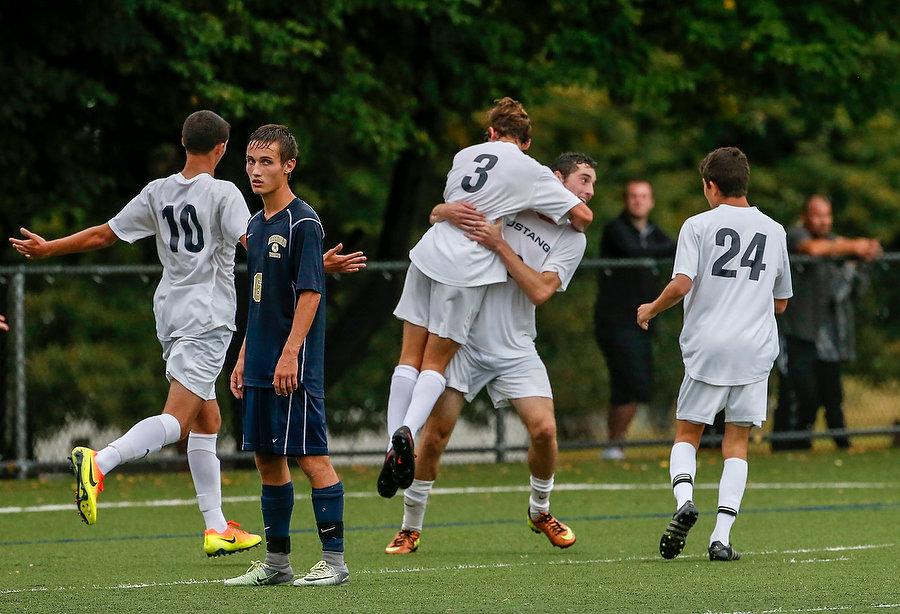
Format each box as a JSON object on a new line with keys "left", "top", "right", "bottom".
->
{"left": 241, "top": 386, "right": 329, "bottom": 456}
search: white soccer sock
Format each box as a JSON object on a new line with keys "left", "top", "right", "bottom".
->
{"left": 401, "top": 479, "right": 434, "bottom": 531}
{"left": 187, "top": 432, "right": 228, "bottom": 533}
{"left": 387, "top": 365, "right": 419, "bottom": 451}
{"left": 95, "top": 414, "right": 182, "bottom": 475}
{"left": 401, "top": 370, "right": 447, "bottom": 439}
{"left": 529, "top": 474, "right": 555, "bottom": 519}
{"left": 710, "top": 457, "right": 748, "bottom": 546}
{"left": 669, "top": 441, "right": 697, "bottom": 509}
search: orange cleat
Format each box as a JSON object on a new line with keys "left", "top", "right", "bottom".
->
{"left": 528, "top": 510, "right": 576, "bottom": 549}
{"left": 204, "top": 520, "right": 262, "bottom": 558}
{"left": 384, "top": 529, "right": 421, "bottom": 554}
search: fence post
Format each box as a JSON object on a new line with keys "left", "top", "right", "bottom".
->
{"left": 11, "top": 269, "right": 27, "bottom": 479}
{"left": 494, "top": 406, "right": 506, "bottom": 463}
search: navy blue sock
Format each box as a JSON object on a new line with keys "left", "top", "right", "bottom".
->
{"left": 311, "top": 481, "right": 344, "bottom": 553}
{"left": 261, "top": 482, "right": 294, "bottom": 554}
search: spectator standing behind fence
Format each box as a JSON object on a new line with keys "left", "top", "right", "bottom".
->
{"left": 594, "top": 180, "right": 676, "bottom": 460}
{"left": 775, "top": 195, "right": 882, "bottom": 450}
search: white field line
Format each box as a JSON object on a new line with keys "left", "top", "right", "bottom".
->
{"left": 0, "top": 543, "right": 894, "bottom": 597}
{"left": 703, "top": 602, "right": 900, "bottom": 614}
{"left": 1, "top": 481, "right": 895, "bottom": 515}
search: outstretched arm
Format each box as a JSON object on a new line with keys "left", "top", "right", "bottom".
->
{"left": 9, "top": 224, "right": 118, "bottom": 259}
{"left": 323, "top": 243, "right": 367, "bottom": 274}
{"left": 466, "top": 220, "right": 561, "bottom": 306}
{"left": 636, "top": 274, "right": 693, "bottom": 330}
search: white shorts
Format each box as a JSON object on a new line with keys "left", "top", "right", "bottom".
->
{"left": 392, "top": 264, "right": 487, "bottom": 345}
{"left": 160, "top": 326, "right": 233, "bottom": 401}
{"left": 676, "top": 373, "right": 768, "bottom": 428}
{"left": 446, "top": 345, "right": 552, "bottom": 409}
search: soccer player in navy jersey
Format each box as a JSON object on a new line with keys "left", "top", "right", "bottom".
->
{"left": 224, "top": 125, "right": 348, "bottom": 587}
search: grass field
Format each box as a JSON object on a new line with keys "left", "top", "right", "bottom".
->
{"left": 1, "top": 447, "right": 898, "bottom": 613}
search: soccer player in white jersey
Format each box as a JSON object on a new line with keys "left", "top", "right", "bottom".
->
{"left": 380, "top": 99, "right": 594, "bottom": 496}
{"left": 9, "top": 111, "right": 263, "bottom": 555}
{"left": 637, "top": 147, "right": 792, "bottom": 562}
{"left": 384, "top": 153, "right": 595, "bottom": 554}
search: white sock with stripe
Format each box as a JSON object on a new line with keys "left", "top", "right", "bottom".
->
{"left": 669, "top": 441, "right": 697, "bottom": 509}
{"left": 401, "top": 479, "right": 434, "bottom": 531}
{"left": 401, "top": 370, "right": 446, "bottom": 440}
{"left": 387, "top": 365, "right": 419, "bottom": 451}
{"left": 95, "top": 413, "right": 182, "bottom": 475}
{"left": 710, "top": 457, "right": 748, "bottom": 546}
{"left": 187, "top": 432, "right": 228, "bottom": 533}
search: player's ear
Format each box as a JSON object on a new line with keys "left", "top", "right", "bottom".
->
{"left": 520, "top": 138, "right": 531, "bottom": 151}
{"left": 283, "top": 158, "right": 297, "bottom": 174}
{"left": 553, "top": 170, "right": 565, "bottom": 182}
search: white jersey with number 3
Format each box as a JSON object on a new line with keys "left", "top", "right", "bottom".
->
{"left": 108, "top": 172, "right": 251, "bottom": 340}
{"left": 673, "top": 204, "right": 792, "bottom": 386}
{"left": 409, "top": 141, "right": 582, "bottom": 287}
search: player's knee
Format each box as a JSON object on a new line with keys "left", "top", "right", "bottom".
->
{"left": 529, "top": 418, "right": 557, "bottom": 446}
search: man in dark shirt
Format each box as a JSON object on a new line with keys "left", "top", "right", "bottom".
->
{"left": 225, "top": 124, "right": 348, "bottom": 588}
{"left": 775, "top": 194, "right": 881, "bottom": 450}
{"left": 594, "top": 180, "right": 676, "bottom": 459}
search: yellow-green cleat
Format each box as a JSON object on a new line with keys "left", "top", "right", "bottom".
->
{"left": 70, "top": 447, "right": 104, "bottom": 525}
{"left": 204, "top": 521, "right": 262, "bottom": 557}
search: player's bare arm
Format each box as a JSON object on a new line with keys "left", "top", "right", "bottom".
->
{"left": 467, "top": 220, "right": 561, "bottom": 306}
{"left": 774, "top": 298, "right": 789, "bottom": 314}
{"left": 429, "top": 201, "right": 486, "bottom": 232}
{"left": 796, "top": 236, "right": 882, "bottom": 262}
{"left": 273, "top": 290, "right": 321, "bottom": 397}
{"left": 323, "top": 243, "right": 367, "bottom": 274}
{"left": 230, "top": 338, "right": 247, "bottom": 400}
{"left": 637, "top": 273, "right": 693, "bottom": 330}
{"left": 9, "top": 224, "right": 118, "bottom": 259}
{"left": 567, "top": 202, "right": 594, "bottom": 233}
{"left": 0, "top": 314, "right": 8, "bottom": 332}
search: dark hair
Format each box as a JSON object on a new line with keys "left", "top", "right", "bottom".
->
{"left": 698, "top": 147, "right": 750, "bottom": 197}
{"left": 623, "top": 179, "right": 652, "bottom": 201}
{"left": 182, "top": 110, "right": 230, "bottom": 154}
{"left": 487, "top": 97, "right": 531, "bottom": 144}
{"left": 551, "top": 152, "right": 597, "bottom": 179}
{"left": 246, "top": 124, "right": 298, "bottom": 163}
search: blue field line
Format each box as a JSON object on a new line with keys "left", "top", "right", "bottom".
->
{"left": 2, "top": 501, "right": 897, "bottom": 548}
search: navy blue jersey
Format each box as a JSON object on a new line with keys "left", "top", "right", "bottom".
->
{"left": 244, "top": 198, "right": 326, "bottom": 397}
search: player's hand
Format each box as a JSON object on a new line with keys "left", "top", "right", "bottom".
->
{"left": 0, "top": 315, "right": 7, "bottom": 333}
{"left": 436, "top": 202, "right": 486, "bottom": 233}
{"left": 323, "top": 243, "right": 367, "bottom": 274}
{"left": 9, "top": 228, "right": 49, "bottom": 259}
{"left": 636, "top": 303, "right": 655, "bottom": 330}
{"left": 230, "top": 359, "right": 245, "bottom": 400}
{"left": 273, "top": 352, "right": 299, "bottom": 397}
{"left": 465, "top": 219, "right": 504, "bottom": 251}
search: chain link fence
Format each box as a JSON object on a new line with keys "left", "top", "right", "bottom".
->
{"left": 2, "top": 255, "right": 898, "bottom": 477}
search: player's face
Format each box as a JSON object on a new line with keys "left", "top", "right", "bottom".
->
{"left": 561, "top": 164, "right": 596, "bottom": 203}
{"left": 804, "top": 198, "right": 833, "bottom": 237}
{"left": 246, "top": 142, "right": 294, "bottom": 195}
{"left": 625, "top": 181, "right": 654, "bottom": 219}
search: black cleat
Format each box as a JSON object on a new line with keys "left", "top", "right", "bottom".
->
{"left": 377, "top": 449, "right": 399, "bottom": 498}
{"left": 659, "top": 501, "right": 699, "bottom": 559}
{"left": 391, "top": 426, "right": 416, "bottom": 489}
{"left": 708, "top": 540, "right": 741, "bottom": 561}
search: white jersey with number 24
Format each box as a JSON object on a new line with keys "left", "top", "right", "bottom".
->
{"left": 673, "top": 204, "right": 792, "bottom": 386}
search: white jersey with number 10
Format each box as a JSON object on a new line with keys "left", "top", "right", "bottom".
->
{"left": 108, "top": 172, "right": 251, "bottom": 341}
{"left": 409, "top": 140, "right": 582, "bottom": 287}
{"left": 673, "top": 204, "right": 793, "bottom": 386}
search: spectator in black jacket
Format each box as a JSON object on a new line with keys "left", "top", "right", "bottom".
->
{"left": 594, "top": 180, "right": 676, "bottom": 459}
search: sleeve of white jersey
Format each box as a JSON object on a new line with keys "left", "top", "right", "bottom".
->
{"left": 107, "top": 184, "right": 156, "bottom": 244}
{"left": 672, "top": 220, "right": 701, "bottom": 280}
{"left": 773, "top": 230, "right": 793, "bottom": 299}
{"left": 529, "top": 167, "right": 582, "bottom": 225}
{"left": 219, "top": 183, "right": 252, "bottom": 245}
{"left": 542, "top": 231, "right": 587, "bottom": 292}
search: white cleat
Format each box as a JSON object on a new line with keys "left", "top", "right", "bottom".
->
{"left": 293, "top": 560, "right": 350, "bottom": 586}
